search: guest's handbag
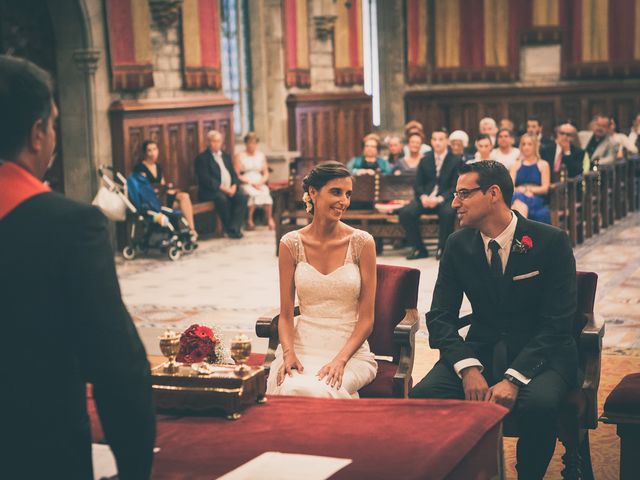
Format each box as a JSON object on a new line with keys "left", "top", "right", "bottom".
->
{"left": 92, "top": 186, "right": 127, "bottom": 221}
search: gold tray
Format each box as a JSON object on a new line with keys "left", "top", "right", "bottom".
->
{"left": 151, "top": 364, "right": 266, "bottom": 420}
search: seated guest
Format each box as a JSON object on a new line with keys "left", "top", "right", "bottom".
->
{"left": 526, "top": 115, "right": 554, "bottom": 152}
{"left": 134, "top": 140, "right": 197, "bottom": 239}
{"left": 403, "top": 120, "right": 431, "bottom": 157}
{"left": 510, "top": 133, "right": 551, "bottom": 224}
{"left": 467, "top": 117, "right": 499, "bottom": 158}
{"left": 234, "top": 132, "right": 275, "bottom": 231}
{"left": 578, "top": 114, "right": 617, "bottom": 166}
{"left": 399, "top": 128, "right": 461, "bottom": 260}
{"left": 628, "top": 113, "right": 640, "bottom": 154}
{"left": 479, "top": 117, "right": 498, "bottom": 147}
{"left": 449, "top": 130, "right": 471, "bottom": 161}
{"left": 610, "top": 117, "right": 638, "bottom": 158}
{"left": 347, "top": 133, "right": 393, "bottom": 175}
{"left": 1, "top": 55, "right": 155, "bottom": 480}
{"left": 491, "top": 128, "right": 520, "bottom": 169}
{"left": 393, "top": 131, "right": 423, "bottom": 175}
{"left": 499, "top": 117, "right": 514, "bottom": 131}
{"left": 472, "top": 134, "right": 494, "bottom": 162}
{"left": 385, "top": 134, "right": 404, "bottom": 167}
{"left": 410, "top": 160, "right": 578, "bottom": 480}
{"left": 541, "top": 123, "right": 588, "bottom": 182}
{"left": 194, "top": 130, "right": 248, "bottom": 239}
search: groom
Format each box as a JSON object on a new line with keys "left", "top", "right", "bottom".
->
{"left": 410, "top": 161, "right": 578, "bottom": 480}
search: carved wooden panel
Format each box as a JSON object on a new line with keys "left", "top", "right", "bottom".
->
{"left": 287, "top": 92, "right": 373, "bottom": 163}
{"left": 405, "top": 83, "right": 640, "bottom": 139}
{"left": 109, "top": 97, "right": 234, "bottom": 191}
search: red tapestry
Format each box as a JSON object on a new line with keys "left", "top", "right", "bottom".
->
{"left": 283, "top": 0, "right": 311, "bottom": 88}
{"left": 182, "top": 0, "right": 222, "bottom": 90}
{"left": 105, "top": 0, "right": 154, "bottom": 91}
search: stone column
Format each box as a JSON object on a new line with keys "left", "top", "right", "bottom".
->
{"left": 72, "top": 48, "right": 102, "bottom": 200}
{"left": 249, "top": 0, "right": 289, "bottom": 152}
{"left": 376, "top": 0, "right": 406, "bottom": 132}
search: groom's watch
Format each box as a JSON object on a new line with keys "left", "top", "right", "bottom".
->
{"left": 503, "top": 373, "right": 525, "bottom": 388}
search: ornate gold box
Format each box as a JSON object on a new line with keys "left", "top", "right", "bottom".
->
{"left": 151, "top": 364, "right": 266, "bottom": 419}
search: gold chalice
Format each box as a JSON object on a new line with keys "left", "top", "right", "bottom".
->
{"left": 159, "top": 330, "right": 181, "bottom": 374}
{"left": 230, "top": 334, "right": 252, "bottom": 376}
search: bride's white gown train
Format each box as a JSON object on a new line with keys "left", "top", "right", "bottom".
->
{"left": 266, "top": 229, "right": 377, "bottom": 398}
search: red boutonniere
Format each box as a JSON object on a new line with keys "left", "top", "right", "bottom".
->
{"left": 512, "top": 235, "right": 533, "bottom": 254}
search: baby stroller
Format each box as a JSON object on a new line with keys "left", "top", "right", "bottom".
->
{"left": 97, "top": 166, "right": 197, "bottom": 261}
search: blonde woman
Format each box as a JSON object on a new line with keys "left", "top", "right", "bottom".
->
{"left": 510, "top": 133, "right": 551, "bottom": 224}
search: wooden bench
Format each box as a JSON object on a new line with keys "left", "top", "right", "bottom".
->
{"left": 187, "top": 185, "right": 224, "bottom": 237}
{"left": 628, "top": 156, "right": 640, "bottom": 212}
{"left": 599, "top": 163, "right": 615, "bottom": 229}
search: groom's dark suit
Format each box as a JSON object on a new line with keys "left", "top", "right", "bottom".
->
{"left": 411, "top": 211, "right": 578, "bottom": 479}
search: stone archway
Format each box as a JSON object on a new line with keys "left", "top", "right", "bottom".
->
{"left": 46, "top": 0, "right": 101, "bottom": 203}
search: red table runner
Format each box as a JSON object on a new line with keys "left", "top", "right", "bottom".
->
{"left": 151, "top": 396, "right": 507, "bottom": 480}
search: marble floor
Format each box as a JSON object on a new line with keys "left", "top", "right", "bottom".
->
{"left": 118, "top": 212, "right": 640, "bottom": 360}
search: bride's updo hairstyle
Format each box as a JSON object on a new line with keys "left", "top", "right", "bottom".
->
{"left": 302, "top": 161, "right": 352, "bottom": 215}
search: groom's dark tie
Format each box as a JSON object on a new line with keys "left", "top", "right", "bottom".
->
{"left": 489, "top": 240, "right": 507, "bottom": 379}
{"left": 488, "top": 240, "right": 502, "bottom": 279}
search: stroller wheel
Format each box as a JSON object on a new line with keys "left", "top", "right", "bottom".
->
{"left": 168, "top": 246, "right": 182, "bottom": 261}
{"left": 123, "top": 245, "right": 136, "bottom": 260}
{"left": 184, "top": 242, "right": 197, "bottom": 253}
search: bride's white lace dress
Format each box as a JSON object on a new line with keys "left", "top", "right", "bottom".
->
{"left": 266, "top": 229, "right": 377, "bottom": 398}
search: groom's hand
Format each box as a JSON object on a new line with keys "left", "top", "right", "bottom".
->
{"left": 485, "top": 380, "right": 518, "bottom": 410}
{"left": 461, "top": 366, "right": 489, "bottom": 401}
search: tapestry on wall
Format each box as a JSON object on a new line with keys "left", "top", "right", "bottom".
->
{"left": 182, "top": 0, "right": 222, "bottom": 90}
{"left": 334, "top": 0, "right": 364, "bottom": 86}
{"left": 105, "top": 0, "right": 154, "bottom": 90}
{"left": 283, "top": 0, "right": 311, "bottom": 88}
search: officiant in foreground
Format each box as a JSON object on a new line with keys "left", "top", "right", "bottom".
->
{"left": 410, "top": 160, "right": 578, "bottom": 480}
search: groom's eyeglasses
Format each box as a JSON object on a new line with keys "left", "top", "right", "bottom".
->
{"left": 453, "top": 187, "right": 483, "bottom": 200}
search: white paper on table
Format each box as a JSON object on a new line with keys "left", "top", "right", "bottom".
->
{"left": 92, "top": 443, "right": 118, "bottom": 480}
{"left": 217, "top": 451, "right": 352, "bottom": 480}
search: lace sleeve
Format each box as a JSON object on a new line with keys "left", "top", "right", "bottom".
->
{"left": 280, "top": 231, "right": 300, "bottom": 264}
{"left": 351, "top": 229, "right": 374, "bottom": 264}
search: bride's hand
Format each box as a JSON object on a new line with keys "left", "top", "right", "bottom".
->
{"left": 317, "top": 358, "right": 346, "bottom": 389}
{"left": 277, "top": 351, "right": 304, "bottom": 386}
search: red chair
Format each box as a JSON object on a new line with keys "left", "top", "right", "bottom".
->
{"left": 254, "top": 264, "right": 420, "bottom": 398}
{"left": 457, "top": 270, "right": 603, "bottom": 479}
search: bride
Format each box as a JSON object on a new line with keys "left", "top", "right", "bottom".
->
{"left": 266, "top": 161, "right": 378, "bottom": 398}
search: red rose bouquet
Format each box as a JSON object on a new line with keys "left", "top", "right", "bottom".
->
{"left": 176, "top": 324, "right": 219, "bottom": 364}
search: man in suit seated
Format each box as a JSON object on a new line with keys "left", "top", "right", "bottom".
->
{"left": 526, "top": 115, "right": 555, "bottom": 152}
{"left": 541, "top": 122, "right": 588, "bottom": 182}
{"left": 578, "top": 114, "right": 618, "bottom": 166}
{"left": 398, "top": 128, "right": 462, "bottom": 260}
{"left": 0, "top": 55, "right": 155, "bottom": 479}
{"left": 194, "top": 130, "right": 248, "bottom": 238}
{"left": 409, "top": 160, "right": 578, "bottom": 480}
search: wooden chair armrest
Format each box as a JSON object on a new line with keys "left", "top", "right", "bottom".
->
{"left": 255, "top": 306, "right": 300, "bottom": 374}
{"left": 579, "top": 314, "right": 605, "bottom": 353}
{"left": 392, "top": 308, "right": 419, "bottom": 398}
{"left": 579, "top": 315, "right": 605, "bottom": 428}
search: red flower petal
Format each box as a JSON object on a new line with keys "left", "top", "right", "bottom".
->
{"left": 521, "top": 236, "right": 533, "bottom": 248}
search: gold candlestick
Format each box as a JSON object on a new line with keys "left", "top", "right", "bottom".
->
{"left": 159, "top": 330, "right": 181, "bottom": 374}
{"left": 230, "top": 334, "right": 252, "bottom": 376}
